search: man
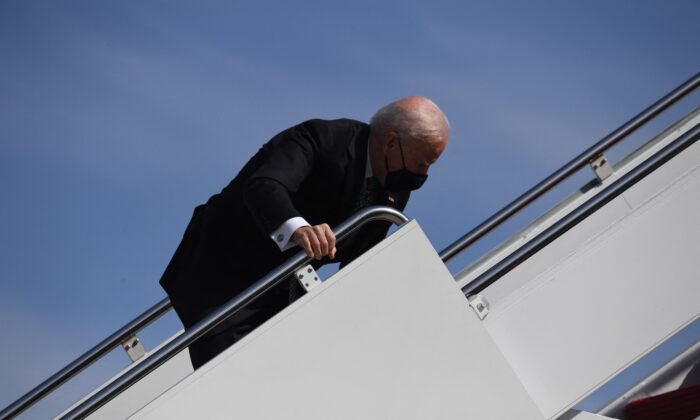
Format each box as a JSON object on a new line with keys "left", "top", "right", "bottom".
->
{"left": 160, "top": 96, "right": 449, "bottom": 369}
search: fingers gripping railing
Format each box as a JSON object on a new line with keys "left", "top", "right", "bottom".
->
{"left": 1, "top": 206, "right": 408, "bottom": 420}
{"left": 4, "top": 73, "right": 698, "bottom": 420}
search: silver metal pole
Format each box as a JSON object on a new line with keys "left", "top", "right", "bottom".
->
{"left": 57, "top": 206, "right": 408, "bottom": 420}
{"left": 5, "top": 70, "right": 699, "bottom": 418}
{"left": 0, "top": 298, "right": 172, "bottom": 420}
{"left": 597, "top": 340, "right": 700, "bottom": 418}
{"left": 439, "top": 72, "right": 700, "bottom": 263}
{"left": 461, "top": 122, "right": 700, "bottom": 296}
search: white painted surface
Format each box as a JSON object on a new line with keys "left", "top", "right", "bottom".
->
{"left": 473, "top": 128, "right": 700, "bottom": 418}
{"left": 598, "top": 341, "right": 700, "bottom": 418}
{"left": 59, "top": 108, "right": 699, "bottom": 420}
{"left": 456, "top": 109, "right": 700, "bottom": 298}
{"left": 56, "top": 333, "right": 193, "bottom": 420}
{"left": 131, "top": 222, "right": 544, "bottom": 420}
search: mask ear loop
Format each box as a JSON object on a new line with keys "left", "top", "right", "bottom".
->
{"left": 396, "top": 136, "right": 408, "bottom": 170}
{"left": 385, "top": 135, "right": 408, "bottom": 172}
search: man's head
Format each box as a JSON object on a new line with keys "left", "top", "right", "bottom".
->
{"left": 368, "top": 96, "right": 449, "bottom": 193}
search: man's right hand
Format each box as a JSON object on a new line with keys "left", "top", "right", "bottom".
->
{"left": 292, "top": 224, "right": 336, "bottom": 260}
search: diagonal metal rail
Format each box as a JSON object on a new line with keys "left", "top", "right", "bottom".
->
{"left": 439, "top": 71, "right": 700, "bottom": 263}
{"left": 0, "top": 298, "right": 172, "bottom": 420}
{"left": 57, "top": 206, "right": 408, "bottom": 420}
{"left": 460, "top": 121, "right": 700, "bottom": 296}
{"left": 4, "top": 71, "right": 698, "bottom": 420}
{"left": 0, "top": 206, "right": 407, "bottom": 420}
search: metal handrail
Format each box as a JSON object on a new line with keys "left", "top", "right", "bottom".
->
{"left": 0, "top": 297, "right": 172, "bottom": 420}
{"left": 57, "top": 206, "right": 408, "bottom": 420}
{"left": 55, "top": 120, "right": 700, "bottom": 417}
{"left": 439, "top": 71, "right": 700, "bottom": 263}
{"left": 461, "top": 122, "right": 700, "bottom": 296}
{"left": 0, "top": 206, "right": 407, "bottom": 420}
{"left": 5, "top": 73, "right": 698, "bottom": 419}
{"left": 598, "top": 339, "right": 700, "bottom": 418}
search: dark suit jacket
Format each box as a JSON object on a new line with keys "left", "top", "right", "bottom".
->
{"left": 160, "top": 119, "right": 409, "bottom": 326}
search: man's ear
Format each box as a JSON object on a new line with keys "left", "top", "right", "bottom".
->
{"left": 382, "top": 131, "right": 399, "bottom": 153}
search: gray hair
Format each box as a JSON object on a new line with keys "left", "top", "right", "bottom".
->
{"left": 370, "top": 97, "right": 449, "bottom": 144}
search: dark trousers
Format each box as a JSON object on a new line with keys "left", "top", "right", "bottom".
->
{"left": 184, "top": 281, "right": 301, "bottom": 370}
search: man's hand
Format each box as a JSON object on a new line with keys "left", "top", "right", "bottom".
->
{"left": 292, "top": 224, "right": 336, "bottom": 260}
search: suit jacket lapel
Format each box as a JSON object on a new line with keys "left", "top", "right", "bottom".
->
{"left": 337, "top": 125, "right": 370, "bottom": 220}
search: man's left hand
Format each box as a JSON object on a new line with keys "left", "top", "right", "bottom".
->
{"left": 292, "top": 224, "right": 336, "bottom": 260}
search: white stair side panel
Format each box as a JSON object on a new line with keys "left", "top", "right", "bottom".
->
{"left": 482, "top": 139, "right": 700, "bottom": 418}
{"left": 57, "top": 333, "right": 194, "bottom": 420}
{"left": 455, "top": 109, "right": 700, "bottom": 300}
{"left": 131, "top": 221, "right": 544, "bottom": 420}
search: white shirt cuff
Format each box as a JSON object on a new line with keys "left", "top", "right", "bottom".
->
{"left": 270, "top": 217, "right": 310, "bottom": 251}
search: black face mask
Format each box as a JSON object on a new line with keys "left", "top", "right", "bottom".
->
{"left": 384, "top": 138, "right": 428, "bottom": 193}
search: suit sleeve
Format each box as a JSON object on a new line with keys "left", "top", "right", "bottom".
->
{"left": 242, "top": 120, "right": 323, "bottom": 236}
{"left": 336, "top": 192, "right": 411, "bottom": 269}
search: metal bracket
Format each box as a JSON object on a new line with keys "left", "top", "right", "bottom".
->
{"left": 590, "top": 154, "right": 614, "bottom": 181}
{"left": 467, "top": 295, "right": 490, "bottom": 320}
{"left": 121, "top": 334, "right": 146, "bottom": 363}
{"left": 295, "top": 264, "right": 322, "bottom": 292}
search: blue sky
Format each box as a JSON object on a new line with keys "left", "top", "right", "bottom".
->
{"left": 1, "top": 1, "right": 699, "bottom": 417}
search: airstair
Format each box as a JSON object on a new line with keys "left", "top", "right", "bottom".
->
{"left": 2, "top": 73, "right": 699, "bottom": 420}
